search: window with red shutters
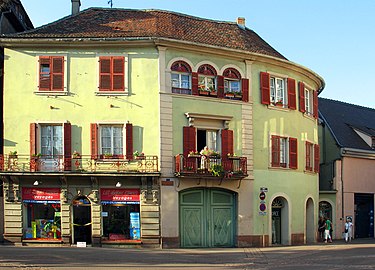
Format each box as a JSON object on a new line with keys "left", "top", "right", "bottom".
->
{"left": 126, "top": 123, "right": 133, "bottom": 160}
{"left": 313, "top": 91, "right": 319, "bottom": 119}
{"left": 90, "top": 123, "right": 98, "bottom": 159}
{"left": 183, "top": 126, "right": 196, "bottom": 157}
{"left": 191, "top": 72, "right": 199, "bottom": 96}
{"left": 99, "top": 56, "right": 125, "bottom": 91}
{"left": 287, "top": 78, "right": 296, "bottom": 110}
{"left": 63, "top": 123, "right": 72, "bottom": 171}
{"left": 314, "top": 144, "right": 320, "bottom": 173}
{"left": 30, "top": 123, "right": 37, "bottom": 156}
{"left": 305, "top": 141, "right": 313, "bottom": 171}
{"left": 260, "top": 72, "right": 270, "bottom": 105}
{"left": 217, "top": 75, "right": 224, "bottom": 98}
{"left": 289, "top": 137, "right": 298, "bottom": 169}
{"left": 241, "top": 78, "right": 249, "bottom": 102}
{"left": 271, "top": 135, "right": 280, "bottom": 167}
{"left": 39, "top": 56, "right": 64, "bottom": 91}
{"left": 221, "top": 129, "right": 234, "bottom": 158}
{"left": 299, "top": 82, "right": 306, "bottom": 113}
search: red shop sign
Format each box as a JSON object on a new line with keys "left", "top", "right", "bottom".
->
{"left": 22, "top": 188, "right": 61, "bottom": 201}
{"left": 100, "top": 188, "right": 140, "bottom": 202}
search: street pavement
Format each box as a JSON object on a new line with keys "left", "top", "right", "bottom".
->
{"left": 0, "top": 239, "right": 374, "bottom": 269}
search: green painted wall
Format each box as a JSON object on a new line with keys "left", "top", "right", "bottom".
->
{"left": 3, "top": 47, "right": 160, "bottom": 156}
{"left": 252, "top": 62, "right": 320, "bottom": 235}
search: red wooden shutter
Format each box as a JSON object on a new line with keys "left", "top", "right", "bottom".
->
{"left": 314, "top": 144, "right": 320, "bottom": 173}
{"left": 313, "top": 91, "right": 318, "bottom": 119}
{"left": 51, "top": 56, "right": 64, "bottom": 91}
{"left": 260, "top": 72, "right": 270, "bottom": 105}
{"left": 90, "top": 123, "right": 98, "bottom": 159}
{"left": 30, "top": 123, "right": 37, "bottom": 156}
{"left": 242, "top": 78, "right": 249, "bottom": 102}
{"left": 271, "top": 135, "right": 280, "bottom": 167}
{"left": 289, "top": 137, "right": 298, "bottom": 169}
{"left": 112, "top": 57, "right": 125, "bottom": 91}
{"left": 191, "top": 72, "right": 199, "bottom": 95}
{"left": 126, "top": 123, "right": 133, "bottom": 160}
{"left": 305, "top": 142, "right": 312, "bottom": 171}
{"left": 221, "top": 129, "right": 234, "bottom": 158}
{"left": 287, "top": 78, "right": 296, "bottom": 110}
{"left": 183, "top": 126, "right": 196, "bottom": 157}
{"left": 39, "top": 57, "right": 51, "bottom": 91}
{"left": 217, "top": 75, "right": 224, "bottom": 98}
{"left": 63, "top": 122, "right": 72, "bottom": 170}
{"left": 299, "top": 82, "right": 306, "bottom": 113}
{"left": 99, "top": 57, "right": 111, "bottom": 91}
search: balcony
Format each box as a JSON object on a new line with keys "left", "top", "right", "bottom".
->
{"left": 0, "top": 154, "right": 159, "bottom": 175}
{"left": 174, "top": 154, "right": 247, "bottom": 180}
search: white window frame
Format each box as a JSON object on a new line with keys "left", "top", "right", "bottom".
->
{"left": 98, "top": 124, "right": 125, "bottom": 156}
{"left": 305, "top": 87, "right": 314, "bottom": 116}
{"left": 198, "top": 75, "right": 216, "bottom": 92}
{"left": 270, "top": 76, "right": 287, "bottom": 106}
{"left": 305, "top": 141, "right": 314, "bottom": 172}
{"left": 224, "top": 78, "right": 241, "bottom": 93}
{"left": 40, "top": 124, "right": 63, "bottom": 158}
{"left": 171, "top": 72, "right": 191, "bottom": 90}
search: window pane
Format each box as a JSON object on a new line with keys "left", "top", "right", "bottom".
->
{"left": 270, "top": 77, "right": 276, "bottom": 102}
{"left": 171, "top": 73, "right": 180, "bottom": 88}
{"left": 207, "top": 131, "right": 217, "bottom": 151}
{"left": 181, "top": 74, "right": 190, "bottom": 89}
{"left": 230, "top": 81, "right": 240, "bottom": 92}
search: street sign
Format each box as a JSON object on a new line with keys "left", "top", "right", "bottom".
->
{"left": 259, "top": 211, "right": 267, "bottom": 216}
{"left": 259, "top": 192, "right": 266, "bottom": 200}
{"left": 260, "top": 187, "right": 268, "bottom": 192}
{"left": 259, "top": 203, "right": 266, "bottom": 212}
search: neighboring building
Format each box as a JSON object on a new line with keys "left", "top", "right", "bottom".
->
{"left": 0, "top": 0, "right": 33, "bottom": 243}
{"left": 319, "top": 98, "right": 375, "bottom": 240}
{"left": 0, "top": 4, "right": 324, "bottom": 247}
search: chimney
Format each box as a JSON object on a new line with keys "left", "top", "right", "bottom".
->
{"left": 236, "top": 17, "right": 246, "bottom": 29}
{"left": 71, "top": 0, "right": 81, "bottom": 15}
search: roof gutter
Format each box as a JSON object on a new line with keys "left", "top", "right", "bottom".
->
{"left": 340, "top": 147, "right": 375, "bottom": 159}
{"left": 0, "top": 36, "right": 325, "bottom": 91}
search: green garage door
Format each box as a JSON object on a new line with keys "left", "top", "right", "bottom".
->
{"left": 180, "top": 188, "right": 236, "bottom": 248}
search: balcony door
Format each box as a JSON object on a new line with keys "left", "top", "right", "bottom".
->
{"left": 180, "top": 188, "right": 236, "bottom": 248}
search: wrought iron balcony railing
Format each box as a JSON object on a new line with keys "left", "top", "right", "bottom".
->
{"left": 0, "top": 154, "right": 159, "bottom": 174}
{"left": 174, "top": 154, "right": 247, "bottom": 179}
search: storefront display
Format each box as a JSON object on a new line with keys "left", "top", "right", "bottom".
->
{"left": 101, "top": 188, "right": 140, "bottom": 241}
{"left": 22, "top": 188, "right": 61, "bottom": 240}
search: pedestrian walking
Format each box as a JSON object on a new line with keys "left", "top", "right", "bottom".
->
{"left": 318, "top": 216, "right": 326, "bottom": 241}
{"left": 324, "top": 217, "right": 333, "bottom": 243}
{"left": 344, "top": 217, "right": 353, "bottom": 243}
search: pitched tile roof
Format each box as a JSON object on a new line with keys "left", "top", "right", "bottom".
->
{"left": 319, "top": 98, "right": 375, "bottom": 150}
{"left": 4, "top": 8, "right": 286, "bottom": 60}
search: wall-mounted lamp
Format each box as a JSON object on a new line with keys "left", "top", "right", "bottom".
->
{"left": 33, "top": 180, "right": 39, "bottom": 186}
{"left": 115, "top": 181, "right": 122, "bottom": 188}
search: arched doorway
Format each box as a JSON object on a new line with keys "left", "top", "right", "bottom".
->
{"left": 319, "top": 201, "right": 332, "bottom": 220}
{"left": 271, "top": 197, "right": 289, "bottom": 245}
{"left": 179, "top": 188, "right": 237, "bottom": 248}
{"left": 72, "top": 196, "right": 92, "bottom": 244}
{"left": 306, "top": 198, "right": 315, "bottom": 243}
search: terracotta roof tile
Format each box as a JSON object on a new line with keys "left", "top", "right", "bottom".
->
{"left": 4, "top": 8, "right": 286, "bottom": 60}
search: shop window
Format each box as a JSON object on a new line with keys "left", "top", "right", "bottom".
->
{"left": 22, "top": 188, "right": 61, "bottom": 240}
{"left": 101, "top": 188, "right": 141, "bottom": 241}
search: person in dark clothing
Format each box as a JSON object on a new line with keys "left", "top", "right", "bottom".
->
{"left": 318, "top": 216, "right": 326, "bottom": 241}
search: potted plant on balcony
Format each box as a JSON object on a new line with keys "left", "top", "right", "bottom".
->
{"left": 134, "top": 151, "right": 145, "bottom": 160}
{"left": 225, "top": 91, "right": 235, "bottom": 98}
{"left": 211, "top": 164, "right": 224, "bottom": 177}
{"left": 188, "top": 150, "right": 200, "bottom": 158}
{"left": 72, "top": 151, "right": 82, "bottom": 171}
{"left": 30, "top": 153, "right": 41, "bottom": 172}
{"left": 227, "top": 153, "right": 240, "bottom": 160}
{"left": 103, "top": 153, "right": 113, "bottom": 159}
{"left": 200, "top": 147, "right": 220, "bottom": 158}
{"left": 8, "top": 150, "right": 18, "bottom": 159}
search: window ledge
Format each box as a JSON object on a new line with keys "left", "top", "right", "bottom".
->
{"left": 303, "top": 113, "right": 316, "bottom": 121}
{"left": 95, "top": 91, "right": 129, "bottom": 96}
{"left": 304, "top": 169, "right": 317, "bottom": 175}
{"left": 34, "top": 91, "right": 69, "bottom": 96}
{"left": 267, "top": 104, "right": 289, "bottom": 111}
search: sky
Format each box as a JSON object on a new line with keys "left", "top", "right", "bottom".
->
{"left": 22, "top": 0, "right": 375, "bottom": 109}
